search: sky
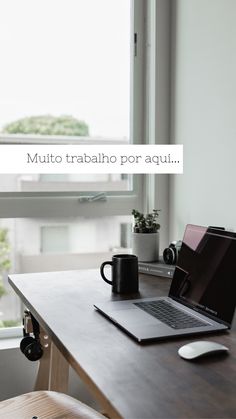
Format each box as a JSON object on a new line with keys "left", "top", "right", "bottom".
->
{"left": 0, "top": 0, "right": 131, "bottom": 138}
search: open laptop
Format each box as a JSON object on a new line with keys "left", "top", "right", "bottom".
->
{"left": 94, "top": 224, "right": 236, "bottom": 342}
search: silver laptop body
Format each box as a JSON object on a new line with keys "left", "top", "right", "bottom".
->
{"left": 94, "top": 225, "right": 236, "bottom": 342}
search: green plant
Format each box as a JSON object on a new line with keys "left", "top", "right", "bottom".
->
{"left": 132, "top": 209, "right": 160, "bottom": 233}
{"left": 1, "top": 319, "right": 21, "bottom": 328}
{"left": 0, "top": 281, "right": 6, "bottom": 298}
{"left": 0, "top": 228, "right": 11, "bottom": 298}
{"left": 2, "top": 114, "right": 89, "bottom": 137}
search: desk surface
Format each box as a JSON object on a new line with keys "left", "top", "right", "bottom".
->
{"left": 9, "top": 270, "right": 236, "bottom": 419}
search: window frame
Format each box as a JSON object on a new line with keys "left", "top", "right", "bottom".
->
{"left": 0, "top": 0, "right": 148, "bottom": 338}
{"left": 0, "top": 0, "right": 146, "bottom": 219}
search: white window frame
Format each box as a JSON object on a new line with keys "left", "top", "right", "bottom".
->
{"left": 0, "top": 0, "right": 146, "bottom": 219}
{"left": 0, "top": 0, "right": 149, "bottom": 339}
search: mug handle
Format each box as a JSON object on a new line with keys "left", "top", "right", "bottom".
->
{"left": 100, "top": 261, "right": 113, "bottom": 285}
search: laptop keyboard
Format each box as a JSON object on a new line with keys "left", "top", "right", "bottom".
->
{"left": 134, "top": 300, "right": 208, "bottom": 329}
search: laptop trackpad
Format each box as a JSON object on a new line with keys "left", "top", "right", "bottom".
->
{"left": 110, "top": 308, "right": 162, "bottom": 326}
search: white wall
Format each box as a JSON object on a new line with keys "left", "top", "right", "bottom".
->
{"left": 0, "top": 347, "right": 37, "bottom": 401}
{"left": 170, "top": 0, "right": 236, "bottom": 240}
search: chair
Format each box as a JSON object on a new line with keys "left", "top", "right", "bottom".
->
{"left": 0, "top": 390, "right": 105, "bottom": 419}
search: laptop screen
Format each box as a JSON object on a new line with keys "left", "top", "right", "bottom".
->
{"left": 169, "top": 224, "right": 236, "bottom": 326}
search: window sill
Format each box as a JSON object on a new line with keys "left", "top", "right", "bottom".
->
{"left": 0, "top": 337, "right": 21, "bottom": 350}
{"left": 0, "top": 326, "right": 22, "bottom": 339}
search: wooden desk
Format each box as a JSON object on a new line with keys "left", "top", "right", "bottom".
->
{"left": 9, "top": 270, "right": 236, "bottom": 419}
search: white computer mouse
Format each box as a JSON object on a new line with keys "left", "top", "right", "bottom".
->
{"left": 178, "top": 340, "right": 229, "bottom": 360}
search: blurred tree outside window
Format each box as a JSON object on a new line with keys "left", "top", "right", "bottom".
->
{"left": 2, "top": 115, "right": 89, "bottom": 136}
{"left": 0, "top": 228, "right": 17, "bottom": 328}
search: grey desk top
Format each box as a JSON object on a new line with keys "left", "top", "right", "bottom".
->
{"left": 9, "top": 270, "right": 236, "bottom": 419}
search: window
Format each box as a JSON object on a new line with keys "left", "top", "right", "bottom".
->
{"left": 0, "top": 216, "right": 132, "bottom": 330}
{"left": 0, "top": 0, "right": 145, "bottom": 218}
{"left": 0, "top": 0, "right": 131, "bottom": 140}
{"left": 120, "top": 223, "right": 132, "bottom": 248}
{"left": 0, "top": 174, "right": 132, "bottom": 193}
{"left": 0, "top": 0, "right": 147, "bottom": 335}
{"left": 40, "top": 226, "right": 69, "bottom": 253}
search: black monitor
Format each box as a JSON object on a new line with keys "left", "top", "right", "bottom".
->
{"left": 169, "top": 224, "right": 236, "bottom": 326}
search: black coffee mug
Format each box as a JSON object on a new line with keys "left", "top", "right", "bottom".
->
{"left": 100, "top": 254, "right": 139, "bottom": 294}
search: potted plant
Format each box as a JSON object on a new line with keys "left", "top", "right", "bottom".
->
{"left": 132, "top": 209, "right": 160, "bottom": 262}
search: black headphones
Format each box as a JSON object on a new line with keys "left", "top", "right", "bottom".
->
{"left": 20, "top": 311, "right": 43, "bottom": 361}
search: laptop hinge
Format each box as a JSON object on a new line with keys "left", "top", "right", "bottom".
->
{"left": 170, "top": 296, "right": 231, "bottom": 328}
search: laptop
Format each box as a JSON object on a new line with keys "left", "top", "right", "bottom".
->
{"left": 94, "top": 224, "right": 236, "bottom": 342}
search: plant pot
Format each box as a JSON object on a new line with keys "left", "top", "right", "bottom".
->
{"left": 131, "top": 232, "right": 160, "bottom": 262}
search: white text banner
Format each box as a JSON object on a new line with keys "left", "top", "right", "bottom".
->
{"left": 0, "top": 145, "right": 183, "bottom": 174}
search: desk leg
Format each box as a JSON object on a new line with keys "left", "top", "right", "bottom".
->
{"left": 34, "top": 333, "right": 69, "bottom": 393}
{"left": 34, "top": 332, "right": 51, "bottom": 391}
{"left": 48, "top": 342, "right": 69, "bottom": 393}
